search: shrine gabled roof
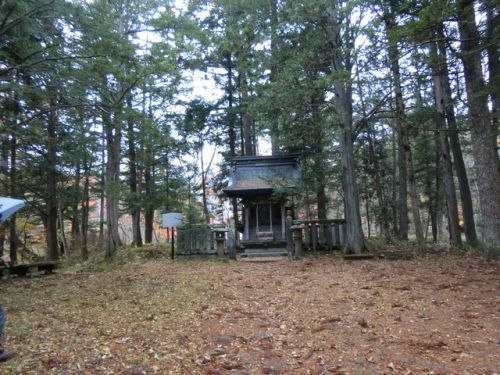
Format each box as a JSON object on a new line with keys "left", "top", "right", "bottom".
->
{"left": 223, "top": 154, "right": 299, "bottom": 197}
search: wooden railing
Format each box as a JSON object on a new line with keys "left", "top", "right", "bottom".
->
{"left": 299, "top": 219, "right": 346, "bottom": 251}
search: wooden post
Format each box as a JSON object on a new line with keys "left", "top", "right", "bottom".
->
{"left": 318, "top": 221, "right": 325, "bottom": 249}
{"left": 326, "top": 222, "right": 333, "bottom": 250}
{"left": 286, "top": 210, "right": 293, "bottom": 259}
{"left": 281, "top": 204, "right": 286, "bottom": 238}
{"left": 339, "top": 223, "right": 345, "bottom": 247}
{"left": 244, "top": 205, "right": 250, "bottom": 240}
{"left": 304, "top": 223, "right": 311, "bottom": 251}
{"left": 333, "top": 223, "right": 339, "bottom": 248}
{"left": 171, "top": 227, "right": 175, "bottom": 260}
{"left": 269, "top": 201, "right": 272, "bottom": 232}
{"left": 311, "top": 223, "right": 318, "bottom": 251}
{"left": 291, "top": 224, "right": 303, "bottom": 260}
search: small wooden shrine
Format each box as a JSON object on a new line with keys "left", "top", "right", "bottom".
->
{"left": 223, "top": 154, "right": 299, "bottom": 248}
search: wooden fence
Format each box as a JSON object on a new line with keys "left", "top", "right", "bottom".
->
{"left": 176, "top": 220, "right": 345, "bottom": 256}
{"left": 300, "top": 219, "right": 346, "bottom": 251}
{"left": 176, "top": 224, "right": 234, "bottom": 256}
{"left": 177, "top": 224, "right": 215, "bottom": 256}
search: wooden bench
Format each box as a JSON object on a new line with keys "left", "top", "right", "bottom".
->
{"left": 0, "top": 261, "right": 59, "bottom": 278}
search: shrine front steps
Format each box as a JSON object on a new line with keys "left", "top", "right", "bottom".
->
{"left": 240, "top": 248, "right": 288, "bottom": 259}
{"left": 238, "top": 256, "right": 286, "bottom": 263}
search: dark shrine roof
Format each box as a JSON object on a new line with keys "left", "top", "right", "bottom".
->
{"left": 223, "top": 154, "right": 299, "bottom": 197}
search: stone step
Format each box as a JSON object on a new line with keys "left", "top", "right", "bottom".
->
{"left": 238, "top": 256, "right": 286, "bottom": 263}
{"left": 242, "top": 248, "right": 288, "bottom": 258}
{"left": 240, "top": 241, "right": 287, "bottom": 249}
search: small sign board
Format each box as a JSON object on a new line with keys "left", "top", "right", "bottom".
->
{"left": 0, "top": 197, "right": 25, "bottom": 224}
{"left": 161, "top": 212, "right": 183, "bottom": 228}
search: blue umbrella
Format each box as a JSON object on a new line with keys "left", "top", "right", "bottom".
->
{"left": 0, "top": 197, "right": 25, "bottom": 224}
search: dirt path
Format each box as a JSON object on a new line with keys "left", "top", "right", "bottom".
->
{"left": 1, "top": 254, "right": 499, "bottom": 374}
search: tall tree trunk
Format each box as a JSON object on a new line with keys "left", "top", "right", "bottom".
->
{"left": 384, "top": 1, "right": 424, "bottom": 248}
{"left": 384, "top": 0, "right": 409, "bottom": 241}
{"left": 241, "top": 112, "right": 254, "bottom": 155}
{"left": 484, "top": 1, "right": 499, "bottom": 166}
{"left": 226, "top": 54, "right": 237, "bottom": 158}
{"left": 357, "top": 61, "right": 391, "bottom": 239}
{"left": 367, "top": 128, "right": 390, "bottom": 239}
{"left": 127, "top": 96, "right": 142, "bottom": 247}
{"left": 238, "top": 69, "right": 255, "bottom": 156}
{"left": 0, "top": 227, "right": 4, "bottom": 255}
{"left": 144, "top": 165, "right": 153, "bottom": 244}
{"left": 325, "top": 2, "right": 366, "bottom": 253}
{"left": 99, "top": 128, "right": 105, "bottom": 243}
{"left": 9, "top": 133, "right": 18, "bottom": 264}
{"left": 311, "top": 88, "right": 328, "bottom": 221}
{"left": 71, "top": 160, "right": 81, "bottom": 249}
{"left": 269, "top": 0, "right": 280, "bottom": 155}
{"left": 46, "top": 97, "right": 59, "bottom": 261}
{"left": 227, "top": 56, "right": 238, "bottom": 223}
{"left": 430, "top": 40, "right": 462, "bottom": 245}
{"left": 384, "top": 5, "right": 409, "bottom": 240}
{"left": 316, "top": 185, "right": 327, "bottom": 221}
{"left": 143, "top": 92, "right": 155, "bottom": 244}
{"left": 391, "top": 129, "right": 399, "bottom": 236}
{"left": 355, "top": 68, "right": 382, "bottom": 237}
{"left": 435, "top": 25, "right": 478, "bottom": 244}
{"left": 200, "top": 144, "right": 210, "bottom": 222}
{"left": 80, "top": 154, "right": 90, "bottom": 260}
{"left": 424, "top": 148, "right": 438, "bottom": 242}
{"left": 226, "top": 53, "right": 239, "bottom": 258}
{"left": 457, "top": 0, "right": 500, "bottom": 249}
{"left": 58, "top": 204, "right": 68, "bottom": 257}
{"left": 437, "top": 118, "right": 462, "bottom": 244}
{"left": 433, "top": 136, "right": 441, "bottom": 242}
{"left": 103, "top": 98, "right": 122, "bottom": 258}
{"left": 396, "top": 120, "right": 410, "bottom": 241}
{"left": 365, "top": 197, "right": 371, "bottom": 238}
{"left": 0, "top": 135, "right": 7, "bottom": 254}
{"left": 405, "top": 133, "right": 426, "bottom": 250}
{"left": 339, "top": 123, "right": 365, "bottom": 253}
{"left": 5, "top": 82, "right": 19, "bottom": 263}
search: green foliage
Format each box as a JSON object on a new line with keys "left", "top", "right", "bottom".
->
{"left": 1, "top": 0, "right": 498, "bottom": 257}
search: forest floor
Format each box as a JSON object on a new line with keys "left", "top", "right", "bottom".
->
{"left": 0, "top": 249, "right": 498, "bottom": 374}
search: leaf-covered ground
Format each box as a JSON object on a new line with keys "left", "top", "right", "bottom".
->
{"left": 0, "top": 252, "right": 498, "bottom": 374}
